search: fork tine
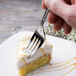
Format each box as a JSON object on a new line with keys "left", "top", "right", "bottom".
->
{"left": 25, "top": 34, "right": 35, "bottom": 49}
{"left": 28, "top": 36, "right": 37, "bottom": 50}
{"left": 25, "top": 37, "right": 38, "bottom": 54}
{"left": 28, "top": 38, "right": 40, "bottom": 57}
{"left": 28, "top": 39, "right": 43, "bottom": 59}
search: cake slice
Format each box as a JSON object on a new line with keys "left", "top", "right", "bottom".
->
{"left": 16, "top": 33, "right": 53, "bottom": 76}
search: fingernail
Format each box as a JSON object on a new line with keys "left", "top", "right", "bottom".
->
{"left": 45, "top": 0, "right": 48, "bottom": 6}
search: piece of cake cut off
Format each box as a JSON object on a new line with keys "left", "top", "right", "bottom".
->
{"left": 16, "top": 33, "right": 53, "bottom": 76}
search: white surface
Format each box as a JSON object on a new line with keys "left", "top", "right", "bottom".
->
{"left": 0, "top": 31, "right": 76, "bottom": 76}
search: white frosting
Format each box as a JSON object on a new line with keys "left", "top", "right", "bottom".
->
{"left": 16, "top": 33, "right": 53, "bottom": 69}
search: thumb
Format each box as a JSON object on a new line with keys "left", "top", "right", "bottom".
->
{"left": 45, "top": 0, "right": 71, "bottom": 20}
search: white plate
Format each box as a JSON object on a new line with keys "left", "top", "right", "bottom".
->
{"left": 0, "top": 31, "right": 76, "bottom": 76}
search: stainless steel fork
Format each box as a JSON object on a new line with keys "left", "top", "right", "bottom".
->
{"left": 24, "top": 8, "right": 50, "bottom": 59}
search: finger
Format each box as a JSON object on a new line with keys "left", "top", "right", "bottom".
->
{"left": 63, "top": 22, "right": 72, "bottom": 34}
{"left": 71, "top": 0, "right": 76, "bottom": 4}
{"left": 54, "top": 18, "right": 64, "bottom": 31}
{"left": 45, "top": 0, "right": 71, "bottom": 20}
{"left": 48, "top": 11, "right": 59, "bottom": 24}
{"left": 42, "top": 0, "right": 47, "bottom": 9}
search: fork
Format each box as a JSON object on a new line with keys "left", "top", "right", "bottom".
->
{"left": 24, "top": 8, "right": 50, "bottom": 59}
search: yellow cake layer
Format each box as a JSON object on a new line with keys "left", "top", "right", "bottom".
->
{"left": 19, "top": 54, "right": 51, "bottom": 76}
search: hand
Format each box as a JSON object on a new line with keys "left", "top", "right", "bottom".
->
{"left": 42, "top": 0, "right": 76, "bottom": 34}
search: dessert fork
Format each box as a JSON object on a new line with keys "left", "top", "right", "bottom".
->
{"left": 25, "top": 8, "right": 50, "bottom": 59}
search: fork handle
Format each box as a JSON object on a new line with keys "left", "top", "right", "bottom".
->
{"left": 41, "top": 8, "right": 50, "bottom": 26}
